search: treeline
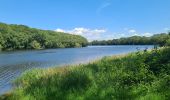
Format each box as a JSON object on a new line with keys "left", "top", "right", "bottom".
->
{"left": 90, "top": 33, "right": 170, "bottom": 46}
{"left": 0, "top": 22, "right": 88, "bottom": 51}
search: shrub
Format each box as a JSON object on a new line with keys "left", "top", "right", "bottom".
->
{"left": 30, "top": 40, "right": 41, "bottom": 49}
{"left": 166, "top": 39, "right": 170, "bottom": 46}
{"left": 74, "top": 43, "right": 81, "bottom": 47}
{"left": 0, "top": 44, "right": 2, "bottom": 51}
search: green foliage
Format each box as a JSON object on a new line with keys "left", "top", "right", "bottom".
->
{"left": 166, "top": 39, "right": 170, "bottom": 46}
{"left": 2, "top": 47, "right": 170, "bottom": 100}
{"left": 30, "top": 40, "right": 41, "bottom": 49}
{"left": 90, "top": 33, "right": 170, "bottom": 46}
{"left": 74, "top": 43, "right": 81, "bottom": 47}
{"left": 139, "top": 93, "right": 165, "bottom": 100}
{"left": 0, "top": 44, "right": 2, "bottom": 51}
{"left": 0, "top": 22, "right": 88, "bottom": 51}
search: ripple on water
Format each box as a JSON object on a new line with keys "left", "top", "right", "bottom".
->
{"left": 0, "top": 61, "right": 47, "bottom": 94}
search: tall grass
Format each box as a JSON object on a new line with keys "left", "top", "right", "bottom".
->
{"left": 1, "top": 47, "right": 170, "bottom": 100}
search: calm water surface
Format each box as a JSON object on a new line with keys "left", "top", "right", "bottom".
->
{"left": 0, "top": 45, "right": 153, "bottom": 94}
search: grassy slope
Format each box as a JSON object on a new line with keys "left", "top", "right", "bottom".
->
{"left": 1, "top": 47, "right": 170, "bottom": 100}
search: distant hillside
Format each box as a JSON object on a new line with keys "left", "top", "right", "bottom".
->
{"left": 90, "top": 33, "right": 170, "bottom": 46}
{"left": 0, "top": 22, "right": 88, "bottom": 51}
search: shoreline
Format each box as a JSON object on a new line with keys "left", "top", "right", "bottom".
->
{"left": 1, "top": 47, "right": 169, "bottom": 100}
{"left": 0, "top": 46, "right": 154, "bottom": 96}
{"left": 0, "top": 52, "right": 129, "bottom": 96}
{"left": 0, "top": 45, "right": 154, "bottom": 52}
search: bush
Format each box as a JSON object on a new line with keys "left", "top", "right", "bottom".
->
{"left": 166, "top": 39, "right": 170, "bottom": 46}
{"left": 74, "top": 43, "right": 81, "bottom": 47}
{"left": 30, "top": 40, "right": 41, "bottom": 49}
{"left": 0, "top": 44, "right": 2, "bottom": 51}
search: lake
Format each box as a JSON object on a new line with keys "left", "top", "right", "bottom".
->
{"left": 0, "top": 45, "right": 153, "bottom": 94}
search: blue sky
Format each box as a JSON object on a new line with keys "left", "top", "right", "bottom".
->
{"left": 0, "top": 0, "right": 170, "bottom": 41}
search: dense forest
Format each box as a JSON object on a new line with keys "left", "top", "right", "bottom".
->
{"left": 0, "top": 22, "right": 88, "bottom": 51}
{"left": 90, "top": 33, "right": 170, "bottom": 46}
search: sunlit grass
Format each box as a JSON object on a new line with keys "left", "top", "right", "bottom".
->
{"left": 1, "top": 47, "right": 170, "bottom": 100}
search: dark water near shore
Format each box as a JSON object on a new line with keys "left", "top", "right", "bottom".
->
{"left": 0, "top": 45, "right": 153, "bottom": 94}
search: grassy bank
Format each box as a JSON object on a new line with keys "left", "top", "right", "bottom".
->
{"left": 1, "top": 47, "right": 170, "bottom": 100}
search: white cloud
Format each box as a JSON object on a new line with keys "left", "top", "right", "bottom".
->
{"left": 124, "top": 28, "right": 138, "bottom": 36}
{"left": 128, "top": 29, "right": 136, "bottom": 33}
{"left": 55, "top": 27, "right": 156, "bottom": 41}
{"left": 133, "top": 33, "right": 139, "bottom": 36}
{"left": 119, "top": 33, "right": 126, "bottom": 37}
{"left": 55, "top": 28, "right": 65, "bottom": 32}
{"left": 69, "top": 28, "right": 89, "bottom": 35}
{"left": 96, "top": 1, "right": 111, "bottom": 14}
{"left": 55, "top": 27, "right": 107, "bottom": 41}
{"left": 124, "top": 28, "right": 155, "bottom": 37}
{"left": 143, "top": 32, "right": 152, "bottom": 37}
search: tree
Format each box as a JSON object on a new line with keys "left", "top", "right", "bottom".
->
{"left": 168, "top": 31, "right": 170, "bottom": 35}
{"left": 30, "top": 40, "right": 41, "bottom": 49}
{"left": 90, "top": 33, "right": 170, "bottom": 46}
{"left": 166, "top": 39, "right": 170, "bottom": 46}
{"left": 0, "top": 32, "right": 4, "bottom": 49}
{"left": 0, "top": 22, "right": 88, "bottom": 51}
{"left": 0, "top": 44, "right": 2, "bottom": 51}
{"left": 74, "top": 43, "right": 81, "bottom": 47}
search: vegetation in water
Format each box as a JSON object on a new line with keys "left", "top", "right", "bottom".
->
{"left": 0, "top": 22, "right": 88, "bottom": 51}
{"left": 90, "top": 32, "right": 170, "bottom": 46}
{"left": 1, "top": 46, "right": 170, "bottom": 100}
